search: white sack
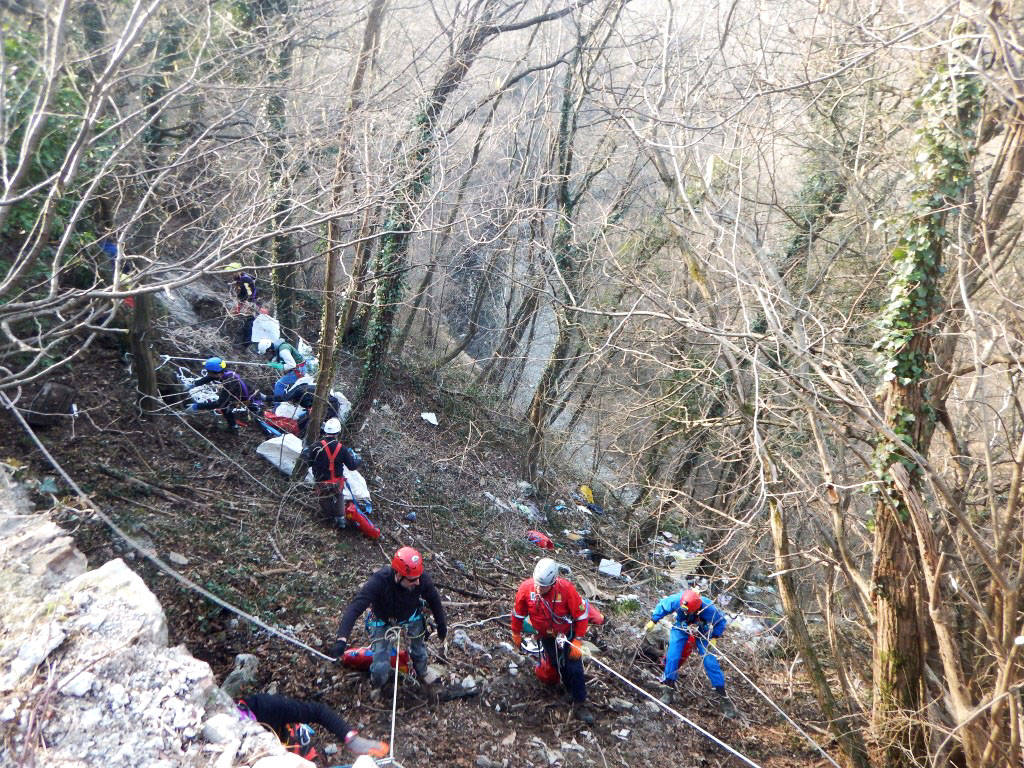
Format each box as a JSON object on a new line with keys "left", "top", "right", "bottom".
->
{"left": 251, "top": 314, "right": 280, "bottom": 345}
{"left": 256, "top": 434, "right": 313, "bottom": 484}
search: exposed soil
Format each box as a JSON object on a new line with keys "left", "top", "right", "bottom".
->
{"left": 0, "top": 308, "right": 828, "bottom": 768}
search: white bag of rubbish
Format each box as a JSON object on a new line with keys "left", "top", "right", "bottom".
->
{"left": 251, "top": 313, "right": 280, "bottom": 345}
{"left": 331, "top": 389, "right": 352, "bottom": 421}
{"left": 256, "top": 433, "right": 314, "bottom": 484}
{"left": 342, "top": 468, "right": 370, "bottom": 501}
{"left": 177, "top": 366, "right": 219, "bottom": 405}
{"left": 274, "top": 401, "right": 305, "bottom": 420}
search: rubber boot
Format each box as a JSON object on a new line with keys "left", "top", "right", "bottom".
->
{"left": 659, "top": 679, "right": 676, "bottom": 706}
{"left": 714, "top": 686, "right": 737, "bottom": 718}
{"left": 345, "top": 501, "right": 381, "bottom": 539}
{"left": 572, "top": 703, "right": 595, "bottom": 725}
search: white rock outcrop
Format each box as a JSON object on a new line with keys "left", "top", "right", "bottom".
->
{"left": 0, "top": 468, "right": 309, "bottom": 768}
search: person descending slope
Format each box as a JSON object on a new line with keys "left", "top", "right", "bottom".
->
{"left": 226, "top": 262, "right": 260, "bottom": 314}
{"left": 644, "top": 588, "right": 737, "bottom": 717}
{"left": 510, "top": 557, "right": 595, "bottom": 725}
{"left": 185, "top": 358, "right": 261, "bottom": 433}
{"left": 257, "top": 337, "right": 307, "bottom": 398}
{"left": 330, "top": 547, "right": 448, "bottom": 700}
{"left": 302, "top": 418, "right": 379, "bottom": 538}
{"left": 236, "top": 693, "right": 387, "bottom": 760}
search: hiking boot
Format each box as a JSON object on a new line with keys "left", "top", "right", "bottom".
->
{"left": 715, "top": 687, "right": 737, "bottom": 719}
{"left": 658, "top": 678, "right": 676, "bottom": 706}
{"left": 572, "top": 703, "right": 595, "bottom": 725}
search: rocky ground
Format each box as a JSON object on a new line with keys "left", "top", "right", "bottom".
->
{"left": 0, "top": 293, "right": 829, "bottom": 768}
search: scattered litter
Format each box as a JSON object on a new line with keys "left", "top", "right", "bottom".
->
{"left": 598, "top": 558, "right": 622, "bottom": 578}
{"left": 612, "top": 728, "right": 630, "bottom": 741}
{"left": 420, "top": 412, "right": 439, "bottom": 426}
{"left": 166, "top": 552, "right": 189, "bottom": 567}
{"left": 508, "top": 662, "right": 519, "bottom": 676}
{"left": 404, "top": 512, "right": 417, "bottom": 522}
{"left": 38, "top": 476, "right": 59, "bottom": 494}
{"left": 579, "top": 485, "right": 595, "bottom": 504}
{"left": 461, "top": 674, "right": 477, "bottom": 690}
{"left": 452, "top": 629, "right": 490, "bottom": 658}
{"left": 526, "top": 530, "right": 554, "bottom": 550}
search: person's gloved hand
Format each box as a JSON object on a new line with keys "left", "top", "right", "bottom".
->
{"left": 567, "top": 638, "right": 585, "bottom": 660}
{"left": 231, "top": 302, "right": 242, "bottom": 315}
{"left": 710, "top": 637, "right": 719, "bottom": 648}
{"left": 267, "top": 361, "right": 284, "bottom": 371}
{"left": 329, "top": 636, "right": 348, "bottom": 658}
{"left": 686, "top": 624, "right": 699, "bottom": 635}
{"left": 644, "top": 619, "right": 656, "bottom": 633}
{"left": 512, "top": 633, "right": 522, "bottom": 649}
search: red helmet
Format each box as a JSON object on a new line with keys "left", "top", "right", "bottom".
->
{"left": 680, "top": 589, "right": 702, "bottom": 614}
{"left": 391, "top": 547, "right": 423, "bottom": 580}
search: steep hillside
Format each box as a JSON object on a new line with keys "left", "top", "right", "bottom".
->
{"left": 0, "top": 304, "right": 827, "bottom": 768}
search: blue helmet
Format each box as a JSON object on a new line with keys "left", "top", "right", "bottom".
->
{"left": 203, "top": 357, "right": 227, "bottom": 373}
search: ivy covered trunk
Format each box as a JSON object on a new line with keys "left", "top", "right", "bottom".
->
{"left": 870, "top": 58, "right": 981, "bottom": 764}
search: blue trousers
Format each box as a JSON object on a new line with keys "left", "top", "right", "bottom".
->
{"left": 663, "top": 628, "right": 725, "bottom": 688}
{"left": 368, "top": 616, "right": 428, "bottom": 687}
{"left": 273, "top": 370, "right": 299, "bottom": 398}
{"left": 541, "top": 636, "right": 586, "bottom": 702}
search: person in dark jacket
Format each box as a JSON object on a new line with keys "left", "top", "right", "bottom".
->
{"left": 185, "top": 357, "right": 261, "bottom": 432}
{"left": 225, "top": 262, "right": 260, "bottom": 313}
{"left": 330, "top": 547, "right": 448, "bottom": 693}
{"left": 300, "top": 418, "right": 378, "bottom": 537}
{"left": 237, "top": 693, "right": 387, "bottom": 759}
{"left": 274, "top": 376, "right": 344, "bottom": 436}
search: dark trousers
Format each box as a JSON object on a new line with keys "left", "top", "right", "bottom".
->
{"left": 541, "top": 635, "right": 586, "bottom": 702}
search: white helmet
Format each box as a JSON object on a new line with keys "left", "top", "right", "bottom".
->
{"left": 533, "top": 557, "right": 560, "bottom": 589}
{"left": 257, "top": 338, "right": 274, "bottom": 355}
{"left": 322, "top": 418, "right": 342, "bottom": 435}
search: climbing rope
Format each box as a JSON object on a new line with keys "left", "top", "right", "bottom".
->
{"left": 386, "top": 625, "right": 403, "bottom": 765}
{"left": 1, "top": 391, "right": 335, "bottom": 664}
{"left": 712, "top": 640, "right": 842, "bottom": 768}
{"left": 582, "top": 647, "right": 765, "bottom": 768}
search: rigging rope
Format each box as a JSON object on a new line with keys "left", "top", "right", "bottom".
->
{"left": 581, "top": 646, "right": 764, "bottom": 768}
{"left": 1, "top": 391, "right": 335, "bottom": 664}
{"left": 713, "top": 639, "right": 842, "bottom": 768}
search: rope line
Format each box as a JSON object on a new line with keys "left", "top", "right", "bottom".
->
{"left": 583, "top": 650, "right": 764, "bottom": 768}
{"left": 713, "top": 641, "right": 842, "bottom": 768}
{"left": 1, "top": 391, "right": 335, "bottom": 664}
{"left": 386, "top": 626, "right": 402, "bottom": 763}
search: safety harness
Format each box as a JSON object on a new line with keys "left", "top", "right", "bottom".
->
{"left": 320, "top": 439, "right": 344, "bottom": 485}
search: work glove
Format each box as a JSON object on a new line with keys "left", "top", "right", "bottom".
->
{"left": 267, "top": 361, "right": 284, "bottom": 371}
{"left": 567, "top": 638, "right": 585, "bottom": 661}
{"left": 644, "top": 620, "right": 656, "bottom": 633}
{"left": 512, "top": 633, "right": 522, "bottom": 649}
{"left": 231, "top": 302, "right": 242, "bottom": 315}
{"left": 329, "top": 637, "right": 348, "bottom": 658}
{"left": 710, "top": 637, "right": 719, "bottom": 648}
{"left": 345, "top": 731, "right": 388, "bottom": 758}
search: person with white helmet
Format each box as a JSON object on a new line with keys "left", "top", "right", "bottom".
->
{"left": 302, "top": 418, "right": 378, "bottom": 538}
{"left": 273, "top": 375, "right": 344, "bottom": 437}
{"left": 257, "top": 337, "right": 307, "bottom": 398}
{"left": 510, "top": 557, "right": 595, "bottom": 725}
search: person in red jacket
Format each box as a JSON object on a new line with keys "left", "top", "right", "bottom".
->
{"left": 511, "top": 557, "right": 594, "bottom": 725}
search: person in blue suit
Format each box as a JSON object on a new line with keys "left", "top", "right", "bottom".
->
{"left": 644, "top": 588, "right": 737, "bottom": 717}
